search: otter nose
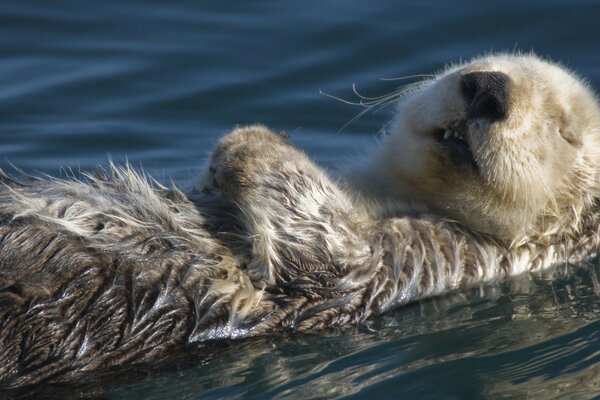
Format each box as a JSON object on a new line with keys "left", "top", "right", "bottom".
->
{"left": 461, "top": 71, "right": 509, "bottom": 121}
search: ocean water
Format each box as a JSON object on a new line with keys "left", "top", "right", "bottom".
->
{"left": 2, "top": 1, "right": 600, "bottom": 399}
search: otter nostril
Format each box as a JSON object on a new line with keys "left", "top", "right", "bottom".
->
{"left": 460, "top": 76, "right": 478, "bottom": 103}
{"left": 461, "top": 71, "right": 509, "bottom": 121}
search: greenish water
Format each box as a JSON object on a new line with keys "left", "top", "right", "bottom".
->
{"left": 2, "top": 1, "right": 600, "bottom": 398}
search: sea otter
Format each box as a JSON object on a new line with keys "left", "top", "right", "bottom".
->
{"left": 1, "top": 53, "right": 600, "bottom": 387}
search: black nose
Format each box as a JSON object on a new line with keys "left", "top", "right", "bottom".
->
{"left": 461, "top": 71, "right": 509, "bottom": 121}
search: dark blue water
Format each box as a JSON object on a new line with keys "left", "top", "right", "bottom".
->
{"left": 2, "top": 1, "right": 600, "bottom": 398}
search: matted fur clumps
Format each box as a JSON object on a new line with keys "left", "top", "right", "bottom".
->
{"left": 2, "top": 53, "right": 600, "bottom": 387}
{"left": 0, "top": 166, "right": 270, "bottom": 386}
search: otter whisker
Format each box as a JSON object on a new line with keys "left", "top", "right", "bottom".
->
{"left": 322, "top": 80, "right": 430, "bottom": 133}
{"left": 379, "top": 73, "right": 436, "bottom": 81}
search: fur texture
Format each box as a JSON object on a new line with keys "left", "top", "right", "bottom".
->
{"left": 1, "top": 53, "right": 600, "bottom": 387}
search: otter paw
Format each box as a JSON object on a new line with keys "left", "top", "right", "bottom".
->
{"left": 202, "top": 125, "right": 290, "bottom": 194}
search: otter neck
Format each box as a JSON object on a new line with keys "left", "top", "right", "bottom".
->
{"left": 342, "top": 149, "right": 429, "bottom": 218}
{"left": 342, "top": 139, "right": 600, "bottom": 251}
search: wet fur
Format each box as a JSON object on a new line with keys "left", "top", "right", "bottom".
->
{"left": 2, "top": 53, "right": 600, "bottom": 387}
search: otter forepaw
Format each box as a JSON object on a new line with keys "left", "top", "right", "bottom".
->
{"left": 201, "top": 125, "right": 291, "bottom": 196}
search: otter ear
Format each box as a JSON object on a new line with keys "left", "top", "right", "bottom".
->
{"left": 559, "top": 112, "right": 583, "bottom": 147}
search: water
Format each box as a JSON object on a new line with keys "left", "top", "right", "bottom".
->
{"left": 2, "top": 1, "right": 600, "bottom": 398}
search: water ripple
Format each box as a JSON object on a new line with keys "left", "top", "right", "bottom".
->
{"left": 2, "top": 1, "right": 600, "bottom": 398}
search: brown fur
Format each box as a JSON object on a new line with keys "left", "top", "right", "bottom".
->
{"left": 1, "top": 54, "right": 600, "bottom": 387}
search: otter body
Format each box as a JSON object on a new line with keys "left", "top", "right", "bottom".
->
{"left": 2, "top": 53, "right": 600, "bottom": 387}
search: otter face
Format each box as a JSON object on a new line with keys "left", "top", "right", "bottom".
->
{"left": 381, "top": 54, "right": 600, "bottom": 240}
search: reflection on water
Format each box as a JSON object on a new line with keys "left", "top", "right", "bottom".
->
{"left": 6, "top": 260, "right": 599, "bottom": 399}
{"left": 97, "top": 260, "right": 600, "bottom": 399}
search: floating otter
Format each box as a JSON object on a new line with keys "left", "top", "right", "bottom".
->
{"left": 2, "top": 53, "right": 600, "bottom": 387}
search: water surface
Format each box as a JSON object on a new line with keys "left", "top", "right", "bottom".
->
{"left": 2, "top": 1, "right": 600, "bottom": 398}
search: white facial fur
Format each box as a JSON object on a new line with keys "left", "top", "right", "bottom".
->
{"left": 371, "top": 53, "right": 600, "bottom": 241}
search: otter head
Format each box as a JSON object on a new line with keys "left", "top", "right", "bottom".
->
{"left": 379, "top": 53, "right": 600, "bottom": 242}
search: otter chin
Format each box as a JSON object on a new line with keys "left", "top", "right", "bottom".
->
{"left": 3, "top": 53, "right": 600, "bottom": 388}
{"left": 353, "top": 53, "right": 600, "bottom": 242}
